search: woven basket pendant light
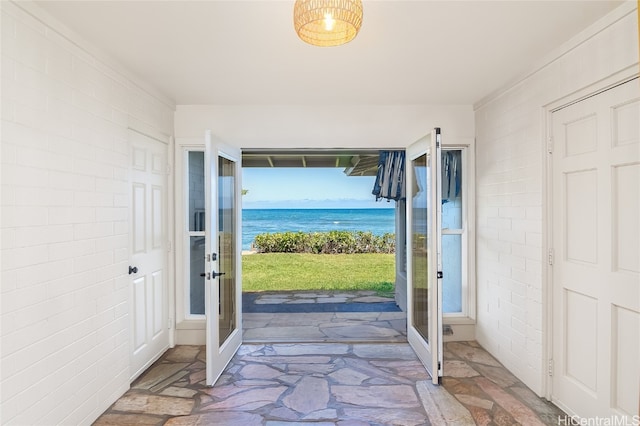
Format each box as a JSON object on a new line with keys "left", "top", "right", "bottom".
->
{"left": 294, "top": 0, "right": 363, "bottom": 47}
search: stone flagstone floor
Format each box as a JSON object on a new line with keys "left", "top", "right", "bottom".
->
{"left": 250, "top": 291, "right": 396, "bottom": 306}
{"left": 243, "top": 312, "right": 407, "bottom": 342}
{"left": 94, "top": 341, "right": 568, "bottom": 425}
{"left": 243, "top": 290, "right": 406, "bottom": 343}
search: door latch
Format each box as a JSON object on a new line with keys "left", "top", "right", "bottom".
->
{"left": 437, "top": 271, "right": 443, "bottom": 279}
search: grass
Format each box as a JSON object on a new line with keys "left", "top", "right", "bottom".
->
{"left": 242, "top": 253, "right": 395, "bottom": 295}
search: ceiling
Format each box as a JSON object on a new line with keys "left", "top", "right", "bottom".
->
{"left": 34, "top": 0, "right": 623, "bottom": 106}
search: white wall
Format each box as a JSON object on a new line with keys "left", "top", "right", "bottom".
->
{"left": 0, "top": 2, "right": 174, "bottom": 425}
{"left": 174, "top": 104, "right": 474, "bottom": 148}
{"left": 474, "top": 3, "right": 638, "bottom": 396}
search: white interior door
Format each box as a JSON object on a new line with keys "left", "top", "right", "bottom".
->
{"left": 129, "top": 130, "right": 169, "bottom": 380}
{"left": 551, "top": 78, "right": 639, "bottom": 420}
{"left": 204, "top": 130, "right": 243, "bottom": 386}
{"left": 406, "top": 128, "right": 443, "bottom": 384}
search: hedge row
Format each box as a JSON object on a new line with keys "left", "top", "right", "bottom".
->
{"left": 253, "top": 231, "right": 395, "bottom": 254}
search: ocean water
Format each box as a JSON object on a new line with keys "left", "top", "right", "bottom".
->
{"left": 242, "top": 208, "right": 395, "bottom": 250}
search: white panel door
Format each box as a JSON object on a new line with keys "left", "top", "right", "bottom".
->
{"left": 129, "top": 130, "right": 169, "bottom": 380}
{"left": 551, "top": 78, "right": 639, "bottom": 420}
{"left": 204, "top": 130, "right": 243, "bottom": 386}
{"left": 406, "top": 128, "right": 443, "bottom": 384}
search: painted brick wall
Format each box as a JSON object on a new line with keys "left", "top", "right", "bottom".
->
{"left": 474, "top": 6, "right": 638, "bottom": 395}
{"left": 0, "top": 2, "right": 174, "bottom": 424}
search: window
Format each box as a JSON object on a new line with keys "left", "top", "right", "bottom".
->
{"left": 441, "top": 149, "right": 467, "bottom": 316}
{"left": 186, "top": 151, "right": 205, "bottom": 316}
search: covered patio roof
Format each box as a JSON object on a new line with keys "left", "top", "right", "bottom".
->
{"left": 242, "top": 150, "right": 381, "bottom": 176}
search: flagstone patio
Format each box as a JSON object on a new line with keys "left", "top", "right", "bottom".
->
{"left": 94, "top": 341, "right": 568, "bottom": 425}
{"left": 243, "top": 311, "right": 407, "bottom": 342}
{"left": 243, "top": 290, "right": 407, "bottom": 342}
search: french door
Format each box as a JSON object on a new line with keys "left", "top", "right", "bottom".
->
{"left": 406, "top": 128, "right": 443, "bottom": 384}
{"left": 204, "top": 130, "right": 243, "bottom": 386}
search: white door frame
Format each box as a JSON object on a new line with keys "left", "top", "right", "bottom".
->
{"left": 543, "top": 70, "right": 639, "bottom": 400}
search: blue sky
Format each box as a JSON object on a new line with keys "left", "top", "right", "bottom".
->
{"left": 242, "top": 168, "right": 394, "bottom": 209}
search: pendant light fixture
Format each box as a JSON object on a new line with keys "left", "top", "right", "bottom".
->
{"left": 293, "top": 0, "right": 363, "bottom": 47}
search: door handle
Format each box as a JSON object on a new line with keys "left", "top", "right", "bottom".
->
{"left": 199, "top": 271, "right": 225, "bottom": 280}
{"left": 129, "top": 266, "right": 138, "bottom": 275}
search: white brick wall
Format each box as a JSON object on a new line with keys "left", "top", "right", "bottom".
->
{"left": 1, "top": 2, "right": 174, "bottom": 424}
{"left": 474, "top": 5, "right": 638, "bottom": 395}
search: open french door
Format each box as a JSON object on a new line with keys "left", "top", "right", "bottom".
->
{"left": 406, "top": 128, "right": 443, "bottom": 384}
{"left": 204, "top": 130, "right": 243, "bottom": 386}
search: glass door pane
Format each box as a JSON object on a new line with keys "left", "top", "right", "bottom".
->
{"left": 218, "top": 156, "right": 236, "bottom": 346}
{"left": 412, "top": 153, "right": 429, "bottom": 342}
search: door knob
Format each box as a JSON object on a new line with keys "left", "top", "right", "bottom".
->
{"left": 129, "top": 266, "right": 138, "bottom": 275}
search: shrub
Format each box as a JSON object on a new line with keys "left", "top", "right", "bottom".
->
{"left": 253, "top": 230, "right": 395, "bottom": 254}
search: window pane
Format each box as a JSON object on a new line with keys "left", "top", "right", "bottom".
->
{"left": 190, "top": 236, "right": 205, "bottom": 315}
{"left": 188, "top": 151, "right": 205, "bottom": 232}
{"left": 442, "top": 234, "right": 462, "bottom": 313}
{"left": 441, "top": 150, "right": 462, "bottom": 229}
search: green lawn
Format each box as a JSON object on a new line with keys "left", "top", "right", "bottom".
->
{"left": 242, "top": 253, "right": 395, "bottom": 295}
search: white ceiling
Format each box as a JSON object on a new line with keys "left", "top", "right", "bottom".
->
{"left": 35, "top": 0, "right": 623, "bottom": 106}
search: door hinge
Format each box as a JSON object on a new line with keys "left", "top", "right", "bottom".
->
{"left": 548, "top": 359, "right": 554, "bottom": 377}
{"left": 548, "top": 248, "right": 554, "bottom": 266}
{"left": 547, "top": 137, "right": 553, "bottom": 154}
{"left": 168, "top": 317, "right": 174, "bottom": 329}
{"left": 167, "top": 240, "right": 172, "bottom": 252}
{"left": 166, "top": 163, "right": 172, "bottom": 175}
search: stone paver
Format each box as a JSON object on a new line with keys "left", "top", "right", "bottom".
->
{"left": 329, "top": 367, "right": 369, "bottom": 385}
{"left": 445, "top": 359, "right": 481, "bottom": 378}
{"left": 112, "top": 393, "right": 194, "bottom": 416}
{"left": 342, "top": 408, "right": 428, "bottom": 426}
{"left": 416, "top": 380, "right": 475, "bottom": 425}
{"left": 332, "top": 384, "right": 420, "bottom": 408}
{"left": 282, "top": 376, "right": 329, "bottom": 414}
